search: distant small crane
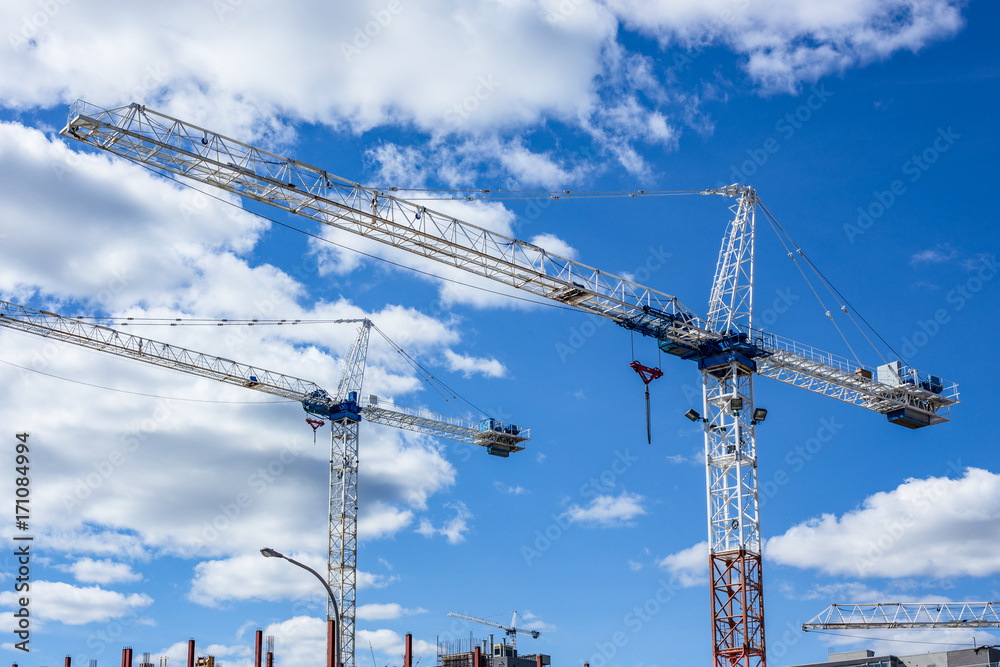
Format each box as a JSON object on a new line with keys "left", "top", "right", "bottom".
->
{"left": 447, "top": 611, "right": 540, "bottom": 653}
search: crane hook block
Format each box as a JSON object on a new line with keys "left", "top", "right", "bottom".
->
{"left": 630, "top": 361, "right": 663, "bottom": 445}
{"left": 630, "top": 360, "right": 663, "bottom": 385}
{"left": 305, "top": 417, "right": 325, "bottom": 445}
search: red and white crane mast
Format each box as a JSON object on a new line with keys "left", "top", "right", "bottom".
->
{"left": 701, "top": 186, "right": 764, "bottom": 667}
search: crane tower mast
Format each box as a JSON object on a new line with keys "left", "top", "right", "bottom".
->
{"left": 702, "top": 189, "right": 764, "bottom": 667}
{"left": 60, "top": 101, "right": 959, "bottom": 667}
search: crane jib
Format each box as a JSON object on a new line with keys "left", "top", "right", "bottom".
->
{"left": 57, "top": 100, "right": 958, "bottom": 432}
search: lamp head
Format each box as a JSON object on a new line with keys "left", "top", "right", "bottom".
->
{"left": 260, "top": 547, "right": 283, "bottom": 558}
{"left": 684, "top": 409, "right": 701, "bottom": 422}
{"left": 752, "top": 408, "right": 768, "bottom": 424}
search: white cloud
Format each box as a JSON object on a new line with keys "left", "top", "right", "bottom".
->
{"left": 765, "top": 467, "right": 1000, "bottom": 578}
{"left": 259, "top": 616, "right": 327, "bottom": 667}
{"left": 188, "top": 553, "right": 400, "bottom": 606}
{"left": 61, "top": 558, "right": 142, "bottom": 584}
{"left": 356, "top": 602, "right": 427, "bottom": 621}
{"left": 0, "top": 581, "right": 152, "bottom": 625}
{"left": 516, "top": 610, "right": 556, "bottom": 634}
{"left": 658, "top": 540, "right": 708, "bottom": 587}
{"left": 357, "top": 628, "right": 436, "bottom": 659}
{"left": 188, "top": 553, "right": 329, "bottom": 607}
{"left": 443, "top": 349, "right": 507, "bottom": 379}
{"left": 0, "top": 122, "right": 269, "bottom": 310}
{"left": 606, "top": 0, "right": 965, "bottom": 93}
{"left": 415, "top": 501, "right": 473, "bottom": 544}
{"left": 564, "top": 491, "right": 647, "bottom": 527}
{"left": 494, "top": 481, "right": 528, "bottom": 495}
{"left": 0, "top": 1, "right": 614, "bottom": 135}
{"left": 911, "top": 243, "right": 958, "bottom": 265}
{"left": 368, "top": 137, "right": 592, "bottom": 190}
{"left": 357, "top": 571, "right": 401, "bottom": 591}
{"left": 528, "top": 233, "right": 579, "bottom": 260}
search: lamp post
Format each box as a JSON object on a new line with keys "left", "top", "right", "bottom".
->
{"left": 260, "top": 548, "right": 340, "bottom": 667}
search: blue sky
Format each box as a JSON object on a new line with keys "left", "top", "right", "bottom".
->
{"left": 0, "top": 1, "right": 998, "bottom": 666}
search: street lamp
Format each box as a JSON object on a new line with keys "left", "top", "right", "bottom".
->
{"left": 260, "top": 548, "right": 340, "bottom": 667}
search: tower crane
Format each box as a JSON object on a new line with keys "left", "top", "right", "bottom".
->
{"left": 447, "top": 611, "right": 540, "bottom": 652}
{"left": 60, "top": 100, "right": 959, "bottom": 667}
{"left": 0, "top": 299, "right": 528, "bottom": 667}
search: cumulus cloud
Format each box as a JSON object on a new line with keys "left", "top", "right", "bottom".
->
{"left": 61, "top": 558, "right": 142, "bottom": 584}
{"left": 494, "top": 481, "right": 528, "bottom": 495}
{"left": 356, "top": 602, "right": 427, "bottom": 621}
{"left": 1, "top": 0, "right": 958, "bottom": 195}
{"left": 188, "top": 553, "right": 399, "bottom": 606}
{"left": 606, "top": 0, "right": 965, "bottom": 93}
{"left": 416, "top": 501, "right": 473, "bottom": 544}
{"left": 911, "top": 243, "right": 958, "bottom": 265}
{"left": 765, "top": 467, "right": 1000, "bottom": 578}
{"left": 659, "top": 540, "right": 708, "bottom": 587}
{"left": 443, "top": 349, "right": 507, "bottom": 379}
{"left": 0, "top": 581, "right": 152, "bottom": 625}
{"left": 357, "top": 628, "right": 436, "bottom": 658}
{"left": 564, "top": 491, "right": 647, "bottom": 527}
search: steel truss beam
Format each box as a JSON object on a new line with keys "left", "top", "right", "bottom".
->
{"left": 803, "top": 602, "right": 1000, "bottom": 630}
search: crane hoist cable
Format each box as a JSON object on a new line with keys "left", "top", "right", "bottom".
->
{"left": 368, "top": 322, "right": 496, "bottom": 423}
{"left": 758, "top": 197, "right": 901, "bottom": 366}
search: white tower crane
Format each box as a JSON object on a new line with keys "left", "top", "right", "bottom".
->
{"left": 0, "top": 300, "right": 528, "bottom": 667}
{"left": 447, "top": 611, "right": 540, "bottom": 653}
{"left": 60, "top": 101, "right": 959, "bottom": 667}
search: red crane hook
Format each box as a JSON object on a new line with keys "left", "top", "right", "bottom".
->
{"left": 630, "top": 361, "right": 663, "bottom": 444}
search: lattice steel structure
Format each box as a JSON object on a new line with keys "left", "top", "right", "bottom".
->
{"left": 0, "top": 300, "right": 528, "bottom": 667}
{"left": 60, "top": 101, "right": 961, "bottom": 667}
{"left": 803, "top": 603, "right": 1000, "bottom": 630}
{"left": 700, "top": 190, "right": 765, "bottom": 667}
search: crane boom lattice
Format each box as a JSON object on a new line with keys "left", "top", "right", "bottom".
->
{"left": 803, "top": 603, "right": 1000, "bottom": 630}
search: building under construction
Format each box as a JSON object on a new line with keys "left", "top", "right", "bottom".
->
{"left": 435, "top": 637, "right": 550, "bottom": 667}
